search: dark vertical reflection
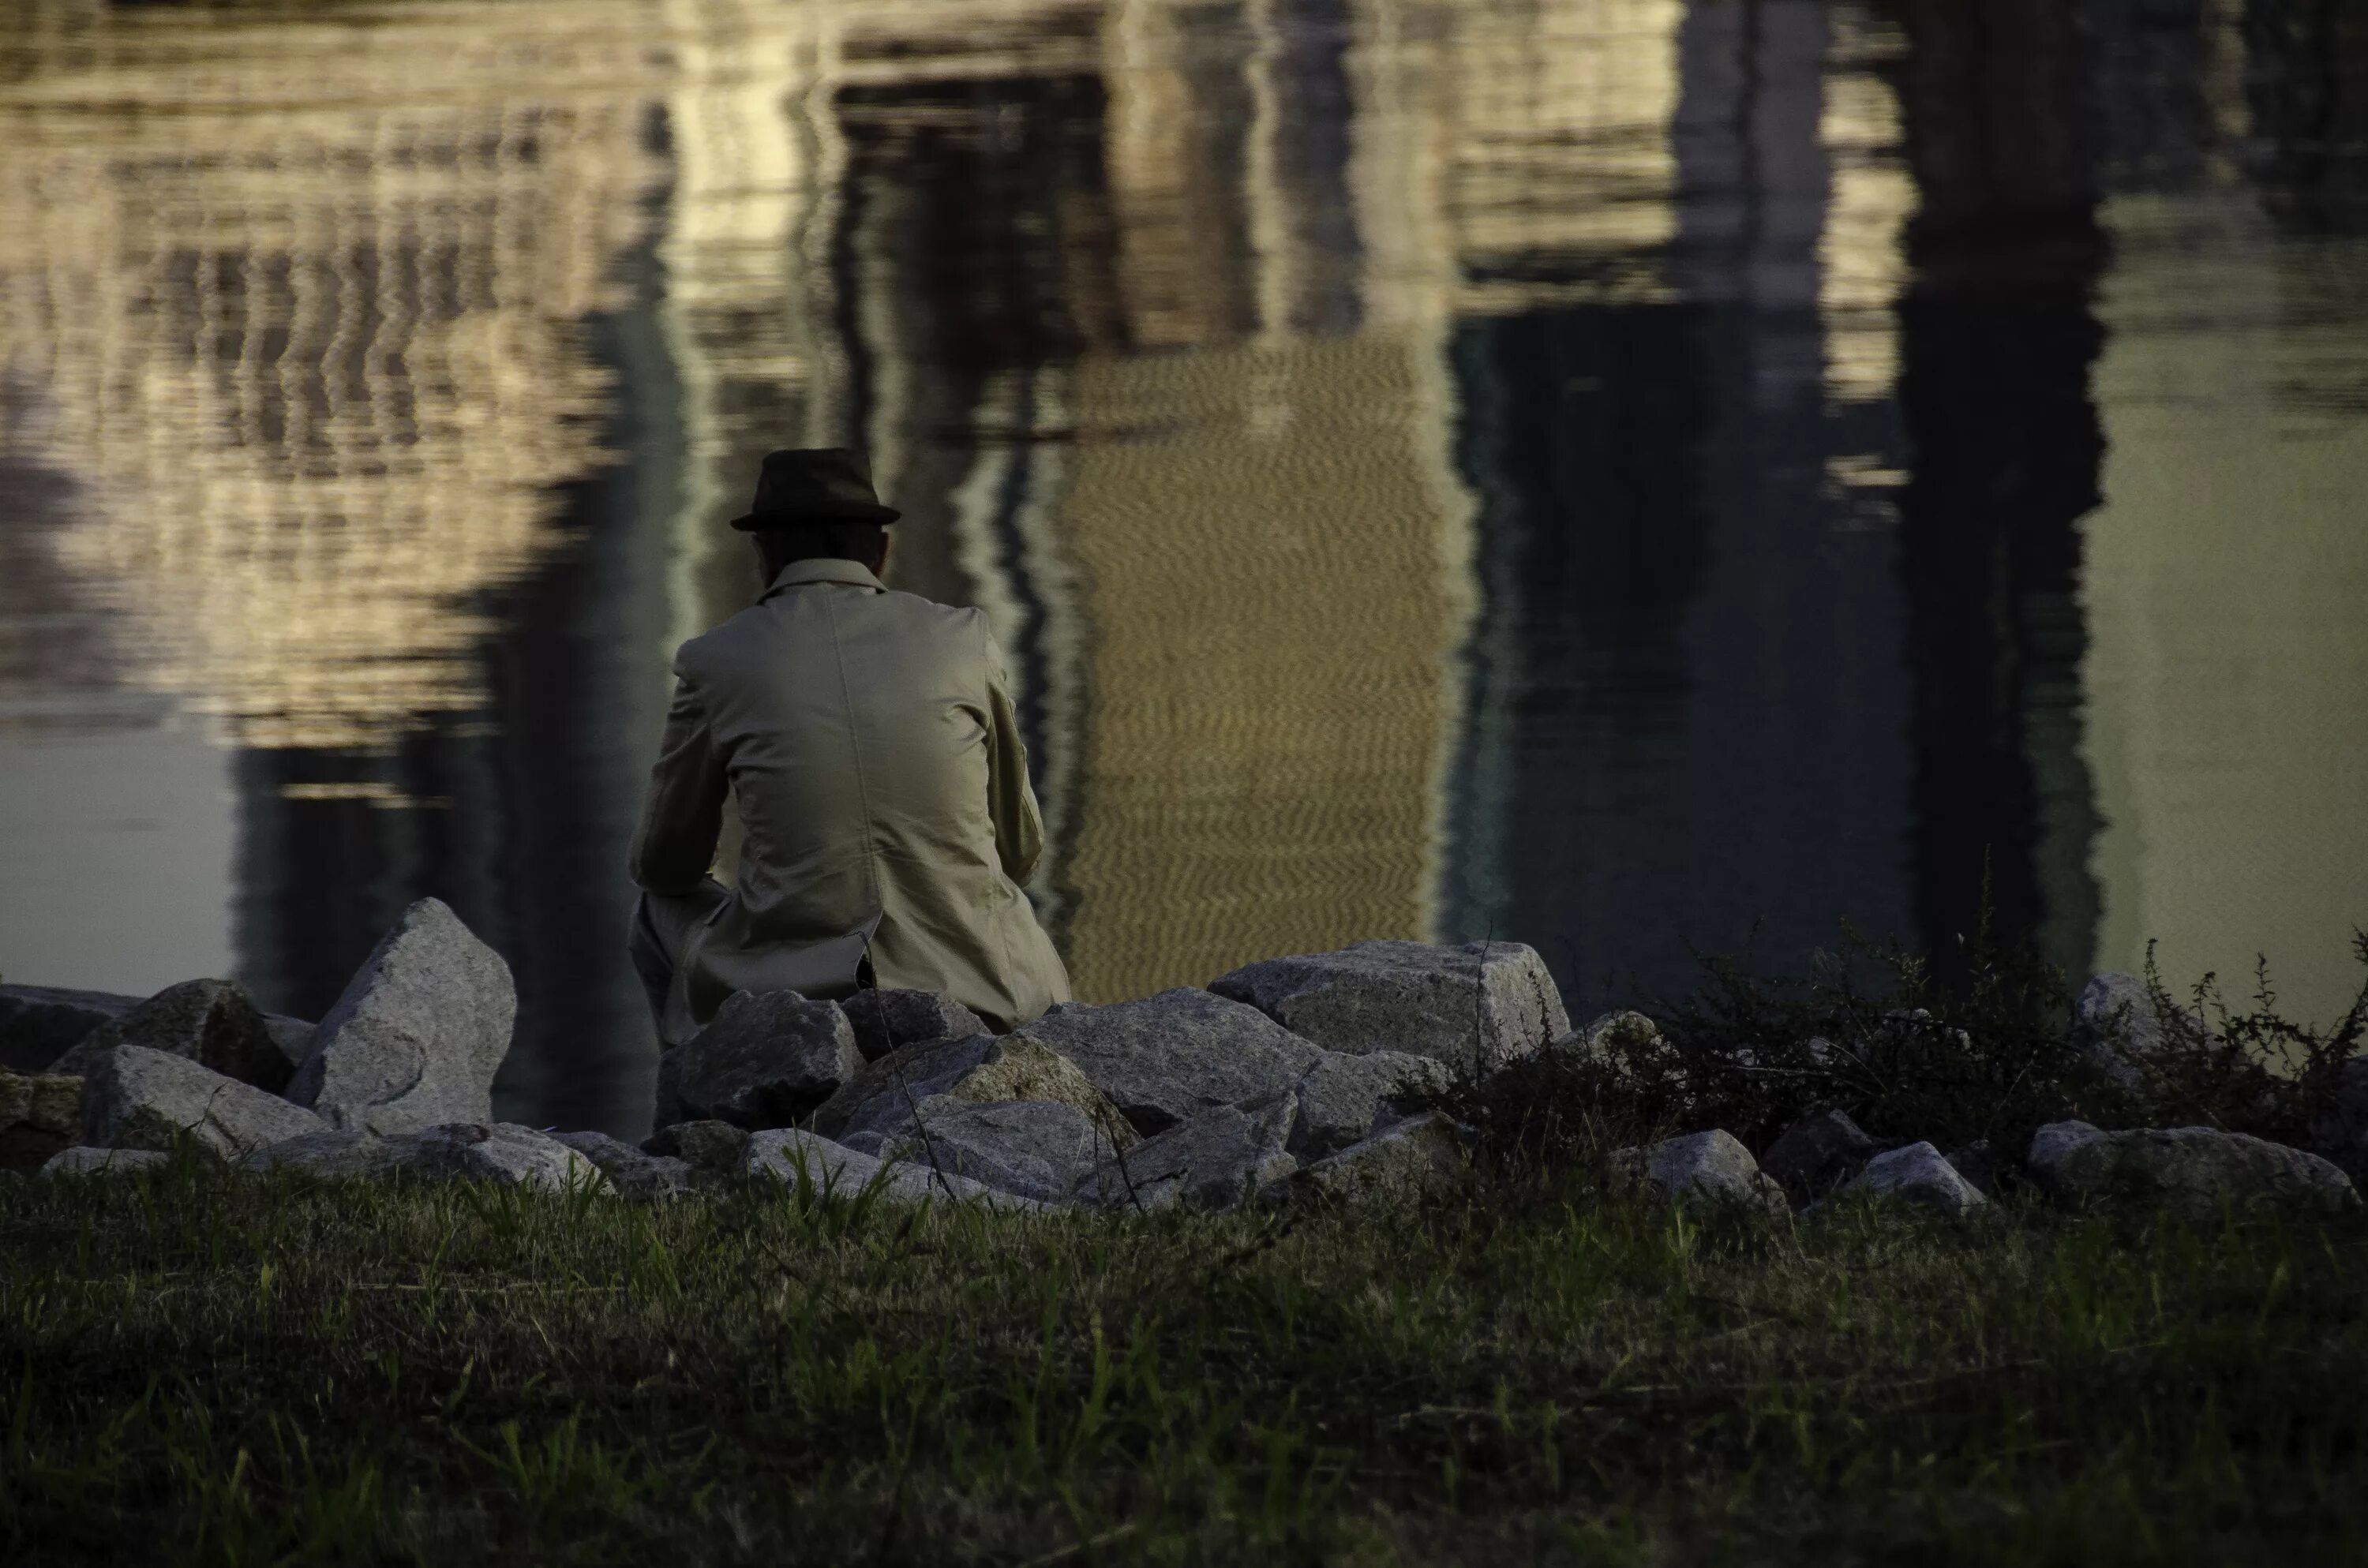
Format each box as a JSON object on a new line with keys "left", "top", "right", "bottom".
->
{"left": 2245, "top": 0, "right": 2368, "bottom": 234}
{"left": 1890, "top": 0, "right": 2108, "bottom": 982}
{"left": 234, "top": 116, "right": 682, "bottom": 1136}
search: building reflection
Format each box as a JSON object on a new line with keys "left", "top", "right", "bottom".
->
{"left": 5, "top": 0, "right": 2361, "bottom": 1128}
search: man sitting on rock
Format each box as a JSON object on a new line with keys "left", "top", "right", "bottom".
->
{"left": 628, "top": 448, "right": 1071, "bottom": 1046}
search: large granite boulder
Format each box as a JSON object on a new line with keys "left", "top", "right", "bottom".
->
{"left": 1831, "top": 1141, "right": 1988, "bottom": 1218}
{"left": 1011, "top": 990, "right": 1321, "bottom": 1136}
{"left": 1614, "top": 1129, "right": 1788, "bottom": 1218}
{"left": 877, "top": 1098, "right": 1108, "bottom": 1203}
{"left": 0, "top": 1070, "right": 84, "bottom": 1174}
{"left": 553, "top": 1130, "right": 695, "bottom": 1200}
{"left": 287, "top": 898, "right": 515, "bottom": 1136}
{"left": 841, "top": 990, "right": 986, "bottom": 1064}
{"left": 2027, "top": 1121, "right": 2358, "bottom": 1217}
{"left": 744, "top": 1127, "right": 1020, "bottom": 1207}
{"left": 1073, "top": 1093, "right": 1300, "bottom": 1211}
{"left": 52, "top": 979, "right": 294, "bottom": 1095}
{"left": 40, "top": 1146, "right": 170, "bottom": 1178}
{"left": 1210, "top": 941, "right": 1568, "bottom": 1073}
{"left": 0, "top": 983, "right": 140, "bottom": 1072}
{"left": 1759, "top": 1109, "right": 1877, "bottom": 1199}
{"left": 812, "top": 1033, "right": 1133, "bottom": 1149}
{"left": 246, "top": 1122, "right": 608, "bottom": 1192}
{"left": 82, "top": 1046, "right": 325, "bottom": 1163}
{"left": 1287, "top": 1050, "right": 1450, "bottom": 1160}
{"left": 1271, "top": 1112, "right": 1471, "bottom": 1207}
{"left": 654, "top": 990, "right": 861, "bottom": 1131}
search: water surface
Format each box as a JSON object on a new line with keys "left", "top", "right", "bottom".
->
{"left": 2, "top": 0, "right": 2364, "bottom": 1132}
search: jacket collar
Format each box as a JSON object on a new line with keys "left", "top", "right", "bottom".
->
{"left": 763, "top": 558, "right": 886, "bottom": 597}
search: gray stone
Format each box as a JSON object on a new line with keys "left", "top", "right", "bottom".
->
{"left": 40, "top": 1146, "right": 170, "bottom": 1178}
{"left": 2028, "top": 1123, "right": 2358, "bottom": 1217}
{"left": 0, "top": 1070, "right": 84, "bottom": 1175}
{"left": 553, "top": 1130, "right": 695, "bottom": 1200}
{"left": 0, "top": 983, "right": 140, "bottom": 1072}
{"left": 813, "top": 1033, "right": 1133, "bottom": 1150}
{"left": 288, "top": 898, "right": 515, "bottom": 1136}
{"left": 642, "top": 1118, "right": 751, "bottom": 1176}
{"left": 1073, "top": 1093, "right": 1300, "bottom": 1211}
{"left": 1210, "top": 940, "right": 1568, "bottom": 1073}
{"left": 53, "top": 979, "right": 292, "bottom": 1095}
{"left": 1835, "top": 1141, "right": 1988, "bottom": 1218}
{"left": 654, "top": 990, "right": 862, "bottom": 1131}
{"left": 1759, "top": 1109, "right": 1877, "bottom": 1198}
{"left": 841, "top": 990, "right": 986, "bottom": 1064}
{"left": 261, "top": 1013, "right": 317, "bottom": 1070}
{"left": 1562, "top": 1010, "right": 1662, "bottom": 1055}
{"left": 1271, "top": 1112, "right": 1471, "bottom": 1207}
{"left": 878, "top": 1098, "right": 1113, "bottom": 1202}
{"left": 2029, "top": 1120, "right": 2104, "bottom": 1169}
{"left": 1614, "top": 1129, "right": 1788, "bottom": 1217}
{"left": 1012, "top": 989, "right": 1321, "bottom": 1135}
{"left": 1287, "top": 1050, "right": 1451, "bottom": 1159}
{"left": 82, "top": 1046, "right": 326, "bottom": 1163}
{"left": 245, "top": 1122, "right": 609, "bottom": 1193}
{"left": 744, "top": 1127, "right": 1023, "bottom": 1207}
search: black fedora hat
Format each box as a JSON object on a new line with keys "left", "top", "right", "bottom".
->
{"left": 728, "top": 448, "right": 901, "bottom": 530}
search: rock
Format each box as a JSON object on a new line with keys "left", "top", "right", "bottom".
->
{"left": 1287, "top": 1050, "right": 1451, "bottom": 1160}
{"left": 1271, "top": 1112, "right": 1471, "bottom": 1206}
{"left": 1073, "top": 1094, "right": 1300, "bottom": 1211}
{"left": 877, "top": 1098, "right": 1111, "bottom": 1202}
{"left": 744, "top": 1127, "right": 1021, "bottom": 1207}
{"left": 2027, "top": 1122, "right": 2359, "bottom": 1217}
{"left": 1759, "top": 1109, "right": 1877, "bottom": 1199}
{"left": 82, "top": 1047, "right": 326, "bottom": 1163}
{"left": 0, "top": 983, "right": 140, "bottom": 1072}
{"left": 1614, "top": 1129, "right": 1788, "bottom": 1217}
{"left": 0, "top": 1071, "right": 84, "bottom": 1174}
{"left": 2074, "top": 973, "right": 2194, "bottom": 1086}
{"left": 553, "top": 1130, "right": 695, "bottom": 1200}
{"left": 642, "top": 1118, "right": 751, "bottom": 1177}
{"left": 246, "top": 1122, "right": 609, "bottom": 1193}
{"left": 1943, "top": 1140, "right": 1999, "bottom": 1197}
{"left": 52, "top": 979, "right": 293, "bottom": 1095}
{"left": 654, "top": 990, "right": 862, "bottom": 1131}
{"left": 40, "top": 1146, "right": 170, "bottom": 1178}
{"left": 841, "top": 990, "right": 986, "bottom": 1064}
{"left": 1210, "top": 940, "right": 1568, "bottom": 1072}
{"left": 1011, "top": 989, "right": 1321, "bottom": 1135}
{"left": 1562, "top": 1010, "right": 1662, "bottom": 1055}
{"left": 287, "top": 898, "right": 514, "bottom": 1136}
{"left": 2029, "top": 1120, "right": 2104, "bottom": 1169}
{"left": 1834, "top": 1141, "right": 1988, "bottom": 1218}
{"left": 812, "top": 1033, "right": 1133, "bottom": 1149}
{"left": 261, "top": 1013, "right": 318, "bottom": 1070}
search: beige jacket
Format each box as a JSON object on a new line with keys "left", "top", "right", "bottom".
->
{"left": 629, "top": 559, "right": 1070, "bottom": 1035}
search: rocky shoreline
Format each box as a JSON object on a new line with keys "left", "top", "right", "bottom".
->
{"left": 4, "top": 897, "right": 2362, "bottom": 1221}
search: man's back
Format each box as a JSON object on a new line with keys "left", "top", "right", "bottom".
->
{"left": 630, "top": 558, "right": 1070, "bottom": 1035}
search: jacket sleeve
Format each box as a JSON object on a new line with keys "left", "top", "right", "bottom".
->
{"left": 628, "top": 661, "right": 728, "bottom": 896}
{"left": 980, "top": 619, "right": 1046, "bottom": 885}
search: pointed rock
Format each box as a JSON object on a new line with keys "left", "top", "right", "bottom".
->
{"left": 1833, "top": 1141, "right": 1988, "bottom": 1218}
{"left": 654, "top": 990, "right": 861, "bottom": 1131}
{"left": 812, "top": 1033, "right": 1133, "bottom": 1150}
{"left": 1073, "top": 1094, "right": 1300, "bottom": 1212}
{"left": 1011, "top": 989, "right": 1321, "bottom": 1135}
{"left": 1288, "top": 1050, "right": 1450, "bottom": 1160}
{"left": 877, "top": 1098, "right": 1112, "bottom": 1203}
{"left": 841, "top": 990, "right": 986, "bottom": 1064}
{"left": 287, "top": 898, "right": 514, "bottom": 1136}
{"left": 1272, "top": 1112, "right": 1472, "bottom": 1206}
{"left": 1210, "top": 941, "right": 1568, "bottom": 1072}
{"left": 1614, "top": 1129, "right": 1788, "bottom": 1218}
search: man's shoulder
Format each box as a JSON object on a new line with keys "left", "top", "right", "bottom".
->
{"left": 675, "top": 591, "right": 983, "bottom": 667}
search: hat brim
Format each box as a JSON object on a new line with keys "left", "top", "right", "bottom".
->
{"left": 729, "top": 500, "right": 901, "bottom": 530}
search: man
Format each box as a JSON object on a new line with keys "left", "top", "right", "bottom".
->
{"left": 628, "top": 448, "right": 1071, "bottom": 1046}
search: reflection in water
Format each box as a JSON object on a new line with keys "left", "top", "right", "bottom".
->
{"left": 1, "top": 0, "right": 2363, "bottom": 1132}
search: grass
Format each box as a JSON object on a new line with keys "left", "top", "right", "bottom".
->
{"left": 5, "top": 1152, "right": 2366, "bottom": 1566}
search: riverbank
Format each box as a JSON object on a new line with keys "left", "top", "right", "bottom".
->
{"left": 6, "top": 1154, "right": 2365, "bottom": 1566}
